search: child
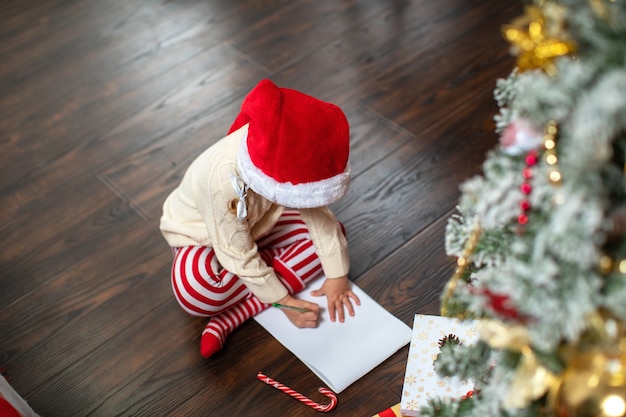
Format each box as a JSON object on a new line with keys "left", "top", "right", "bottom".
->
{"left": 160, "top": 79, "right": 360, "bottom": 358}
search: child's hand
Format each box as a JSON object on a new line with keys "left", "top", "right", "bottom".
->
{"left": 310, "top": 276, "right": 361, "bottom": 323}
{"left": 276, "top": 294, "right": 319, "bottom": 328}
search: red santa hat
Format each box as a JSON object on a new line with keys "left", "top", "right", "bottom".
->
{"left": 228, "top": 79, "right": 350, "bottom": 208}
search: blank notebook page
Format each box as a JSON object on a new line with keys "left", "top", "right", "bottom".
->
{"left": 254, "top": 275, "right": 412, "bottom": 393}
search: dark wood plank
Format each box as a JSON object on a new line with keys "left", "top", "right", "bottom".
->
{"left": 334, "top": 91, "right": 501, "bottom": 279}
{"left": 225, "top": 0, "right": 390, "bottom": 72}
{"left": 0, "top": 44, "right": 267, "bottom": 214}
{"left": 0, "top": 175, "right": 152, "bottom": 304}
{"left": 97, "top": 100, "right": 242, "bottom": 220}
{"left": 273, "top": 0, "right": 517, "bottom": 103}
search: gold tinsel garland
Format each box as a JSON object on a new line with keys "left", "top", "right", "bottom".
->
{"left": 479, "top": 312, "right": 626, "bottom": 417}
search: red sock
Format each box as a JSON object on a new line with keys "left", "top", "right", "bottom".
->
{"left": 200, "top": 240, "right": 321, "bottom": 358}
{"left": 200, "top": 296, "right": 268, "bottom": 358}
{"left": 199, "top": 268, "right": 312, "bottom": 358}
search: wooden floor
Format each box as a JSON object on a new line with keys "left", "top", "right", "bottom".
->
{"left": 0, "top": 1, "right": 521, "bottom": 416}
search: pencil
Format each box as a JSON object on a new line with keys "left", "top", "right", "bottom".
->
{"left": 271, "top": 303, "right": 312, "bottom": 313}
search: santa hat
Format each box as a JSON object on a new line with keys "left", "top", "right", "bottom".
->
{"left": 228, "top": 79, "right": 350, "bottom": 208}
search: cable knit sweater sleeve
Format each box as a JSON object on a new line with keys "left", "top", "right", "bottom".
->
{"left": 299, "top": 207, "right": 350, "bottom": 279}
{"left": 202, "top": 169, "right": 288, "bottom": 303}
{"left": 160, "top": 127, "right": 288, "bottom": 303}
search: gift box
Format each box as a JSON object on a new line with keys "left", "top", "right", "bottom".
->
{"left": 0, "top": 373, "right": 40, "bottom": 417}
{"left": 371, "top": 403, "right": 402, "bottom": 417}
{"left": 400, "top": 314, "right": 478, "bottom": 417}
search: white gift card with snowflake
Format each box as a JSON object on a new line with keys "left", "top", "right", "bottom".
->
{"left": 400, "top": 314, "right": 478, "bottom": 417}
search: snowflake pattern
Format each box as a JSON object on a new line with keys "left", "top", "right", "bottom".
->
{"left": 400, "top": 314, "right": 478, "bottom": 415}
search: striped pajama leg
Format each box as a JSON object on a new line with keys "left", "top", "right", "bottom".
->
{"left": 170, "top": 210, "right": 325, "bottom": 358}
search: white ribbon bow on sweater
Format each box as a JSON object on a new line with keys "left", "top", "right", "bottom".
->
{"left": 231, "top": 173, "right": 249, "bottom": 222}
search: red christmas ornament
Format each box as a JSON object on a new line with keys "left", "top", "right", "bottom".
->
{"left": 517, "top": 150, "right": 537, "bottom": 229}
{"left": 520, "top": 200, "right": 531, "bottom": 211}
{"left": 462, "top": 390, "right": 476, "bottom": 400}
{"left": 522, "top": 167, "right": 533, "bottom": 179}
{"left": 471, "top": 287, "right": 522, "bottom": 320}
{"left": 487, "top": 291, "right": 521, "bottom": 319}
{"left": 525, "top": 152, "right": 538, "bottom": 166}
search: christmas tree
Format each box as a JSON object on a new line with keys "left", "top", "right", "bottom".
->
{"left": 424, "top": 1, "right": 626, "bottom": 416}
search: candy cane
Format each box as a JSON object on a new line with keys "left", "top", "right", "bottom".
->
{"left": 257, "top": 371, "right": 338, "bottom": 412}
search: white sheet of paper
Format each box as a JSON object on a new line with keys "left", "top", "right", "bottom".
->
{"left": 254, "top": 276, "right": 412, "bottom": 393}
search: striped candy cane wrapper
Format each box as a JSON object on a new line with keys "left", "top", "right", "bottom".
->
{"left": 257, "top": 371, "right": 338, "bottom": 412}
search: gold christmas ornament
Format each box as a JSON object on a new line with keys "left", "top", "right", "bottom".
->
{"left": 478, "top": 320, "right": 531, "bottom": 351}
{"left": 548, "top": 349, "right": 626, "bottom": 417}
{"left": 479, "top": 320, "right": 557, "bottom": 409}
{"left": 548, "top": 311, "right": 626, "bottom": 417}
{"left": 502, "top": 6, "right": 577, "bottom": 75}
{"left": 599, "top": 255, "right": 615, "bottom": 275}
{"left": 505, "top": 347, "right": 557, "bottom": 410}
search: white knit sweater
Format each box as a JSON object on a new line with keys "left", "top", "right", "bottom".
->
{"left": 159, "top": 125, "right": 349, "bottom": 303}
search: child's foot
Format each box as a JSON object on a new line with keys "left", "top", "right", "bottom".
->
{"left": 200, "top": 296, "right": 267, "bottom": 358}
{"left": 200, "top": 328, "right": 225, "bottom": 358}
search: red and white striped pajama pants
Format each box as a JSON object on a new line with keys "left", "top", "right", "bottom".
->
{"left": 170, "top": 209, "right": 324, "bottom": 317}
